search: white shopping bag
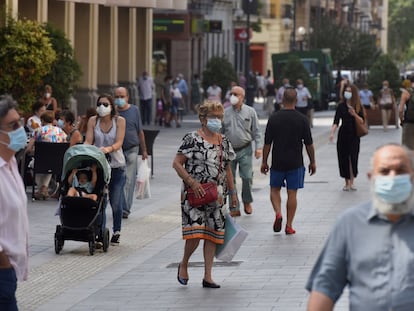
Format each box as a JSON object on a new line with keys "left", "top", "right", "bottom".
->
{"left": 215, "top": 213, "right": 248, "bottom": 262}
{"left": 135, "top": 159, "right": 151, "bottom": 199}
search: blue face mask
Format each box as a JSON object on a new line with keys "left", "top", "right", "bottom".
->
{"left": 114, "top": 98, "right": 126, "bottom": 107}
{"left": 0, "top": 126, "right": 28, "bottom": 152}
{"left": 57, "top": 119, "right": 65, "bottom": 128}
{"left": 206, "top": 118, "right": 222, "bottom": 133}
{"left": 374, "top": 174, "right": 413, "bottom": 204}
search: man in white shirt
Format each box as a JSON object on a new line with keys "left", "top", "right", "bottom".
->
{"left": 137, "top": 71, "right": 155, "bottom": 125}
{"left": 276, "top": 78, "right": 290, "bottom": 109}
{"left": 0, "top": 95, "right": 29, "bottom": 310}
{"left": 295, "top": 79, "right": 313, "bottom": 126}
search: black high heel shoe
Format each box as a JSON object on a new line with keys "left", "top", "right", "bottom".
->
{"left": 202, "top": 279, "right": 220, "bottom": 288}
{"left": 177, "top": 264, "right": 188, "bottom": 285}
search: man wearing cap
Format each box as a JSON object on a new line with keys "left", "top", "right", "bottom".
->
{"left": 222, "top": 85, "right": 263, "bottom": 216}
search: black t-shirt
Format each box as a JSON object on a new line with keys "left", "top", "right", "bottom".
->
{"left": 264, "top": 110, "right": 313, "bottom": 171}
{"left": 266, "top": 83, "right": 276, "bottom": 96}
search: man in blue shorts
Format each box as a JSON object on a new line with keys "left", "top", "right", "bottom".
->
{"left": 260, "top": 87, "right": 316, "bottom": 234}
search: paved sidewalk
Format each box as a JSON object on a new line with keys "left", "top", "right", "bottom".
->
{"left": 18, "top": 104, "right": 402, "bottom": 311}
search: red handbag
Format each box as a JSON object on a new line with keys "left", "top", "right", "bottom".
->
{"left": 187, "top": 182, "right": 218, "bottom": 207}
{"left": 187, "top": 138, "right": 222, "bottom": 208}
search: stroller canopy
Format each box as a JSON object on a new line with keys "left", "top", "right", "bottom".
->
{"left": 62, "top": 144, "right": 111, "bottom": 184}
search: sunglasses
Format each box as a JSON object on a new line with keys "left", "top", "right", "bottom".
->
{"left": 97, "top": 102, "right": 109, "bottom": 107}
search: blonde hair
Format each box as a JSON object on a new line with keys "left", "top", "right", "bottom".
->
{"left": 402, "top": 79, "right": 411, "bottom": 89}
{"left": 198, "top": 100, "right": 224, "bottom": 121}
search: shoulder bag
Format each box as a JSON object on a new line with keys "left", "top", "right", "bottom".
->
{"left": 355, "top": 118, "right": 368, "bottom": 137}
{"left": 187, "top": 139, "right": 222, "bottom": 208}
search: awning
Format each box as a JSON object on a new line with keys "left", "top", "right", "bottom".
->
{"left": 105, "top": 0, "right": 156, "bottom": 7}
{"left": 58, "top": 0, "right": 187, "bottom": 9}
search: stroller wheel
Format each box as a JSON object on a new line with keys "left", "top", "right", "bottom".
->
{"left": 54, "top": 225, "right": 64, "bottom": 254}
{"left": 102, "top": 228, "right": 110, "bottom": 252}
{"left": 88, "top": 241, "right": 95, "bottom": 256}
{"left": 54, "top": 235, "right": 63, "bottom": 254}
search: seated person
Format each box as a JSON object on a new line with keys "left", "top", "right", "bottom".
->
{"left": 66, "top": 164, "right": 98, "bottom": 201}
{"left": 26, "top": 100, "right": 46, "bottom": 134}
{"left": 26, "top": 110, "right": 68, "bottom": 200}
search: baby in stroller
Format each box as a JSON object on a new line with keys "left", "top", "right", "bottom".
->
{"left": 55, "top": 144, "right": 111, "bottom": 255}
{"left": 67, "top": 164, "right": 98, "bottom": 201}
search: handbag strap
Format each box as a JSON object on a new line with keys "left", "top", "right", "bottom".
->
{"left": 216, "top": 135, "right": 223, "bottom": 182}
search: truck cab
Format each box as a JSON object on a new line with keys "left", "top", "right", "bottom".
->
{"left": 272, "top": 49, "right": 334, "bottom": 110}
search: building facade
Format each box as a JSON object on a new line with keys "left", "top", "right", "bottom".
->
{"left": 1, "top": 0, "right": 188, "bottom": 115}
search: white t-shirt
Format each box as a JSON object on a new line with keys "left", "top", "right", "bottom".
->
{"left": 295, "top": 87, "right": 312, "bottom": 108}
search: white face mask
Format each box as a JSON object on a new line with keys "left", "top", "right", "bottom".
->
{"left": 97, "top": 105, "right": 111, "bottom": 117}
{"left": 230, "top": 94, "right": 239, "bottom": 105}
{"left": 45, "top": 93, "right": 51, "bottom": 99}
{"left": 344, "top": 91, "right": 352, "bottom": 100}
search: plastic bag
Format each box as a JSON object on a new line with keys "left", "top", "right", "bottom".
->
{"left": 135, "top": 159, "right": 151, "bottom": 199}
{"left": 215, "top": 213, "right": 248, "bottom": 262}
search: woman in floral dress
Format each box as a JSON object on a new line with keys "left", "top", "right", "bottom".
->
{"left": 172, "top": 100, "right": 238, "bottom": 289}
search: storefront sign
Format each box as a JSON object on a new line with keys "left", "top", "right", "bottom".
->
{"left": 153, "top": 19, "right": 185, "bottom": 33}
{"left": 234, "top": 28, "right": 251, "bottom": 41}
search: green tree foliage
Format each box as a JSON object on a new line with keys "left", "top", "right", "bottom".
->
{"left": 41, "top": 23, "right": 82, "bottom": 109}
{"left": 202, "top": 57, "right": 238, "bottom": 100}
{"left": 0, "top": 16, "right": 56, "bottom": 113}
{"left": 367, "top": 54, "right": 400, "bottom": 98}
{"left": 309, "top": 16, "right": 380, "bottom": 70}
{"left": 279, "top": 55, "right": 315, "bottom": 94}
{"left": 388, "top": 0, "right": 414, "bottom": 64}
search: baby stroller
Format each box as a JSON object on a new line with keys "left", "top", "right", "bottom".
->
{"left": 54, "top": 144, "right": 111, "bottom": 255}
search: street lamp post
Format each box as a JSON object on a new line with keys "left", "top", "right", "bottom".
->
{"left": 242, "top": 0, "right": 258, "bottom": 106}
{"left": 297, "top": 26, "right": 306, "bottom": 51}
{"left": 290, "top": 0, "right": 297, "bottom": 51}
{"left": 245, "top": 3, "right": 251, "bottom": 86}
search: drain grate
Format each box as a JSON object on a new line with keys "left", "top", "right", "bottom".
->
{"left": 167, "top": 261, "right": 242, "bottom": 268}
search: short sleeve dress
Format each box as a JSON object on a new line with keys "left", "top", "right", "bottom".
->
{"left": 177, "top": 131, "right": 235, "bottom": 244}
{"left": 333, "top": 103, "right": 364, "bottom": 179}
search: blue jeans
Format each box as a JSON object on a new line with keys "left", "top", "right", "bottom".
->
{"left": 229, "top": 144, "right": 253, "bottom": 211}
{"left": 0, "top": 267, "right": 18, "bottom": 311}
{"left": 123, "top": 146, "right": 139, "bottom": 215}
{"left": 140, "top": 98, "right": 152, "bottom": 125}
{"left": 108, "top": 167, "right": 126, "bottom": 233}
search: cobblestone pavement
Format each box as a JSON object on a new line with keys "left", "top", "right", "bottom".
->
{"left": 18, "top": 102, "right": 401, "bottom": 311}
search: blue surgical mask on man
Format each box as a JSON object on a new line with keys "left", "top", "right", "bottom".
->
{"left": 206, "top": 118, "right": 222, "bottom": 133}
{"left": 114, "top": 98, "right": 126, "bottom": 107}
{"left": 57, "top": 119, "right": 65, "bottom": 128}
{"left": 374, "top": 174, "right": 413, "bottom": 204}
{"left": 0, "top": 126, "right": 28, "bottom": 152}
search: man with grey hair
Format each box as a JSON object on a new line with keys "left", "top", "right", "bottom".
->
{"left": 306, "top": 143, "right": 414, "bottom": 311}
{"left": 222, "top": 85, "right": 263, "bottom": 216}
{"left": 0, "top": 95, "right": 29, "bottom": 310}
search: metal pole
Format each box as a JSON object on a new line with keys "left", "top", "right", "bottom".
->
{"left": 291, "top": 0, "right": 296, "bottom": 51}
{"left": 245, "top": 5, "right": 250, "bottom": 85}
